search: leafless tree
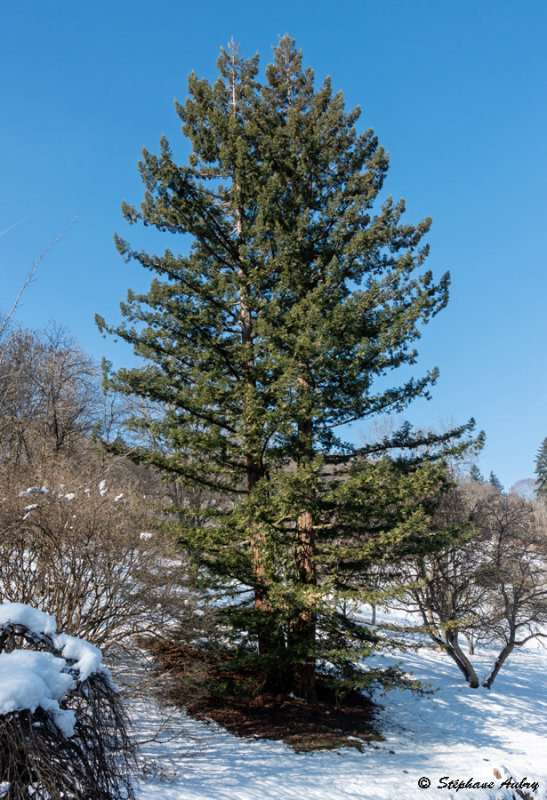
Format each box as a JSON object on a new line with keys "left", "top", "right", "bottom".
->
{"left": 392, "top": 480, "right": 547, "bottom": 688}
{"left": 0, "top": 326, "right": 97, "bottom": 461}
{"left": 390, "top": 482, "right": 490, "bottom": 687}
{"left": 477, "top": 492, "right": 547, "bottom": 688}
{"left": 0, "top": 324, "right": 134, "bottom": 466}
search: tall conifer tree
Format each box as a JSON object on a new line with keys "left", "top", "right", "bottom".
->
{"left": 98, "top": 37, "right": 475, "bottom": 699}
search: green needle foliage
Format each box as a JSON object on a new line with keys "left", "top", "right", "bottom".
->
{"left": 469, "top": 464, "right": 484, "bottom": 482}
{"left": 489, "top": 471, "right": 504, "bottom": 491}
{"left": 535, "top": 437, "right": 547, "bottom": 498}
{"left": 97, "top": 36, "right": 478, "bottom": 700}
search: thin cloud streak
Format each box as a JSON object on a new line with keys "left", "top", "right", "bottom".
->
{"left": 0, "top": 211, "right": 38, "bottom": 239}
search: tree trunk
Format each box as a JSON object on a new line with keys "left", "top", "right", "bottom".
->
{"left": 483, "top": 641, "right": 514, "bottom": 689}
{"left": 424, "top": 607, "right": 445, "bottom": 653}
{"left": 445, "top": 630, "right": 480, "bottom": 688}
{"left": 290, "top": 506, "right": 317, "bottom": 700}
{"left": 289, "top": 414, "right": 317, "bottom": 701}
{"left": 229, "top": 81, "right": 274, "bottom": 663}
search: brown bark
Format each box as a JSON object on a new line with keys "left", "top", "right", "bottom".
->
{"left": 445, "top": 631, "right": 480, "bottom": 688}
{"left": 289, "top": 415, "right": 317, "bottom": 701}
{"left": 483, "top": 640, "right": 515, "bottom": 689}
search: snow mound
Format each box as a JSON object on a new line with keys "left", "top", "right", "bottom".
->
{"left": 53, "top": 633, "right": 103, "bottom": 682}
{"left": 0, "top": 602, "right": 110, "bottom": 736}
{"left": 18, "top": 486, "right": 50, "bottom": 498}
{"left": 0, "top": 603, "right": 57, "bottom": 636}
{"left": 0, "top": 650, "right": 76, "bottom": 736}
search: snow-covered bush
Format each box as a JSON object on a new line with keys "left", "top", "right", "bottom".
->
{"left": 0, "top": 602, "right": 135, "bottom": 800}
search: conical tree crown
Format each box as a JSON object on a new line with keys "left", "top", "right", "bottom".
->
{"left": 535, "top": 437, "right": 547, "bottom": 497}
{"left": 96, "top": 37, "right": 477, "bottom": 696}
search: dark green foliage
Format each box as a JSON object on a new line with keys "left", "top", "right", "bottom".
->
{"left": 535, "top": 437, "right": 547, "bottom": 498}
{"left": 489, "top": 471, "right": 503, "bottom": 491}
{"left": 469, "top": 464, "right": 484, "bottom": 482}
{"left": 98, "top": 37, "right": 478, "bottom": 698}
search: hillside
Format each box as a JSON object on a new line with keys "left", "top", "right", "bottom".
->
{"left": 133, "top": 629, "right": 547, "bottom": 800}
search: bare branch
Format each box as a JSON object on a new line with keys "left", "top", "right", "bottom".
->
{"left": 0, "top": 212, "right": 83, "bottom": 339}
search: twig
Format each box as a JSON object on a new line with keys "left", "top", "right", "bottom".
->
{"left": 0, "top": 211, "right": 83, "bottom": 339}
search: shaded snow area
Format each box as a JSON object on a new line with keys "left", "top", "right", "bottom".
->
{"left": 133, "top": 640, "right": 547, "bottom": 800}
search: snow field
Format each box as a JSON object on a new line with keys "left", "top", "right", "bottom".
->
{"left": 133, "top": 639, "right": 547, "bottom": 800}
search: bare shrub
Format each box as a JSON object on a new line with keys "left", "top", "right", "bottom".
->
{"left": 0, "top": 458, "right": 189, "bottom": 651}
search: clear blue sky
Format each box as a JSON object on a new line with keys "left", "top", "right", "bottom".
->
{"left": 1, "top": 0, "right": 546, "bottom": 488}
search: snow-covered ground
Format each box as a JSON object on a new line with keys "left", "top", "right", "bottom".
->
{"left": 3, "top": 600, "right": 542, "bottom": 799}
{"left": 132, "top": 638, "right": 547, "bottom": 800}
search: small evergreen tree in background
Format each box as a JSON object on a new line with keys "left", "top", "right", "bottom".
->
{"left": 97, "top": 36, "right": 478, "bottom": 700}
{"left": 535, "top": 438, "right": 547, "bottom": 498}
{"left": 489, "top": 471, "right": 504, "bottom": 491}
{"left": 469, "top": 464, "right": 484, "bottom": 482}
